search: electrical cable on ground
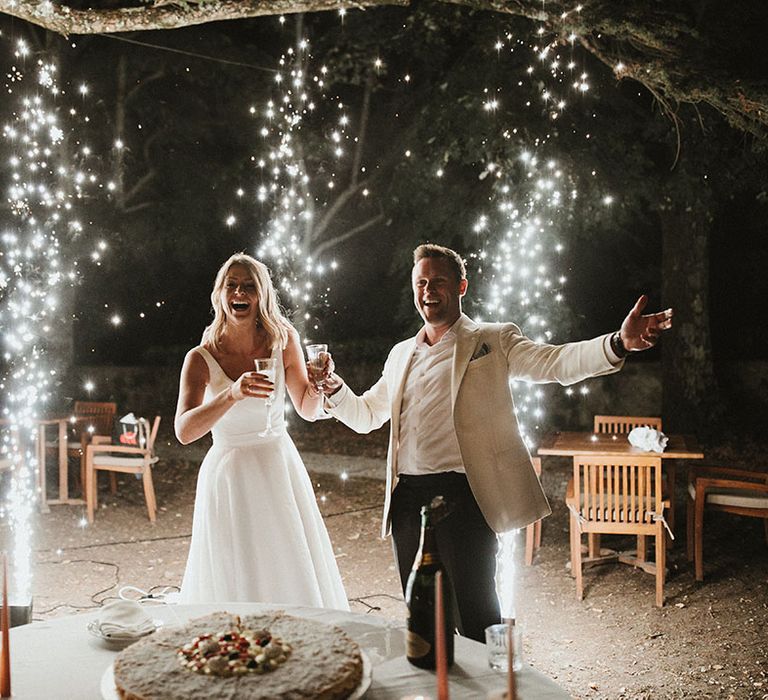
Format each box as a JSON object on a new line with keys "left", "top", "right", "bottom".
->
{"left": 33, "top": 558, "right": 121, "bottom": 618}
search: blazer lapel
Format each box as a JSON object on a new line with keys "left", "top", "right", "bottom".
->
{"left": 451, "top": 315, "right": 481, "bottom": 407}
{"left": 389, "top": 337, "right": 417, "bottom": 448}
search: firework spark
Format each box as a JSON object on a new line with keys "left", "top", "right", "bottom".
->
{"left": 1, "top": 45, "right": 100, "bottom": 600}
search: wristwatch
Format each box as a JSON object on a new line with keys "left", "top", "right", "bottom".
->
{"left": 610, "top": 331, "right": 629, "bottom": 358}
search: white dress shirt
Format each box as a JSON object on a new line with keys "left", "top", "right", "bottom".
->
{"left": 397, "top": 320, "right": 464, "bottom": 475}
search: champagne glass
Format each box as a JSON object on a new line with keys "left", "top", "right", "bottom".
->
{"left": 254, "top": 357, "right": 278, "bottom": 437}
{"left": 305, "top": 343, "right": 328, "bottom": 390}
{"left": 305, "top": 343, "right": 334, "bottom": 421}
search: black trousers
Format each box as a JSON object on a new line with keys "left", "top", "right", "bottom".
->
{"left": 390, "top": 471, "right": 501, "bottom": 643}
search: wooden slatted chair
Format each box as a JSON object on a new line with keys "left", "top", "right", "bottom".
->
{"left": 686, "top": 465, "right": 768, "bottom": 581}
{"left": 566, "top": 455, "right": 667, "bottom": 607}
{"left": 593, "top": 415, "right": 663, "bottom": 434}
{"left": 69, "top": 401, "right": 117, "bottom": 494}
{"left": 592, "top": 415, "right": 671, "bottom": 552}
{"left": 525, "top": 457, "right": 544, "bottom": 565}
{"left": 84, "top": 416, "right": 161, "bottom": 524}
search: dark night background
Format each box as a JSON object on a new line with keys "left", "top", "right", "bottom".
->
{"left": 1, "top": 3, "right": 767, "bottom": 424}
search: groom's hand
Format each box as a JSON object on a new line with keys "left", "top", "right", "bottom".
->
{"left": 306, "top": 352, "right": 342, "bottom": 395}
{"left": 322, "top": 372, "right": 343, "bottom": 397}
{"left": 317, "top": 352, "right": 342, "bottom": 396}
{"left": 619, "top": 294, "right": 674, "bottom": 352}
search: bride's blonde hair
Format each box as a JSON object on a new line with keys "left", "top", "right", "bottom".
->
{"left": 202, "top": 253, "right": 291, "bottom": 352}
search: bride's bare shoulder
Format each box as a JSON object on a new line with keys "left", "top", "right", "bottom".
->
{"left": 185, "top": 345, "right": 215, "bottom": 372}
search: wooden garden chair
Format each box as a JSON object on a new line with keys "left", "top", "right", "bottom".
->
{"left": 566, "top": 455, "right": 668, "bottom": 607}
{"left": 524, "top": 457, "right": 544, "bottom": 565}
{"left": 686, "top": 465, "right": 768, "bottom": 581}
{"left": 84, "top": 415, "right": 161, "bottom": 524}
{"left": 69, "top": 401, "right": 117, "bottom": 494}
{"left": 593, "top": 415, "right": 663, "bottom": 434}
{"left": 592, "top": 415, "right": 672, "bottom": 552}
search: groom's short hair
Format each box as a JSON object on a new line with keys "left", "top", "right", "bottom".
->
{"left": 413, "top": 244, "right": 467, "bottom": 281}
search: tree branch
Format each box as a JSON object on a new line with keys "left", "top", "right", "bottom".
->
{"left": 313, "top": 210, "right": 384, "bottom": 258}
{"left": 0, "top": 0, "right": 408, "bottom": 36}
{"left": 122, "top": 167, "right": 157, "bottom": 207}
{"left": 125, "top": 67, "right": 166, "bottom": 106}
{"left": 312, "top": 177, "right": 369, "bottom": 242}
{"left": 350, "top": 73, "right": 373, "bottom": 188}
{"left": 120, "top": 129, "right": 163, "bottom": 208}
{"left": 123, "top": 199, "right": 156, "bottom": 214}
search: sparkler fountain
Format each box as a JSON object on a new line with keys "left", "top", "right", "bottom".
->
{"left": 228, "top": 20, "right": 383, "bottom": 339}
{"left": 232, "top": 37, "right": 346, "bottom": 337}
{"left": 471, "top": 18, "right": 608, "bottom": 623}
{"left": 1, "top": 41, "right": 101, "bottom": 616}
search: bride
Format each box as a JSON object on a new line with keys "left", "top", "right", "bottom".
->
{"left": 175, "top": 252, "right": 348, "bottom": 610}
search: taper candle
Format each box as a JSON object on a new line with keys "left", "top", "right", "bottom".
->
{"left": 435, "top": 571, "right": 448, "bottom": 700}
{"left": 1, "top": 552, "right": 11, "bottom": 697}
{"left": 506, "top": 619, "right": 516, "bottom": 700}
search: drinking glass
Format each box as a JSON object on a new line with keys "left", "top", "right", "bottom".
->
{"left": 305, "top": 343, "right": 328, "bottom": 389}
{"left": 254, "top": 357, "right": 278, "bottom": 437}
{"left": 485, "top": 622, "right": 523, "bottom": 673}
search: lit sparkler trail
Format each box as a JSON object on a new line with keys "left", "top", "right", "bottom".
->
{"left": 478, "top": 17, "right": 601, "bottom": 620}
{"left": 473, "top": 14, "right": 604, "bottom": 450}
{"left": 231, "top": 37, "right": 351, "bottom": 337}
{"left": 1, "top": 42, "right": 100, "bottom": 601}
{"left": 475, "top": 153, "right": 573, "bottom": 620}
{"left": 470, "top": 152, "right": 573, "bottom": 451}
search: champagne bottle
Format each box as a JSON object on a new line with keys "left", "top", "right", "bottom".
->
{"left": 405, "top": 502, "right": 455, "bottom": 669}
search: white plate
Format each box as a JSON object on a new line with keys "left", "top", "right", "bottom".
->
{"left": 101, "top": 650, "right": 372, "bottom": 699}
{"left": 87, "top": 619, "right": 162, "bottom": 650}
{"left": 351, "top": 650, "right": 373, "bottom": 700}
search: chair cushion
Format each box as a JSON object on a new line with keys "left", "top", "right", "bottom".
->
{"left": 94, "top": 455, "right": 159, "bottom": 468}
{"left": 687, "top": 482, "right": 768, "bottom": 509}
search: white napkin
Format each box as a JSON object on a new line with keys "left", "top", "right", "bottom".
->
{"left": 628, "top": 426, "right": 668, "bottom": 453}
{"left": 94, "top": 600, "right": 156, "bottom": 639}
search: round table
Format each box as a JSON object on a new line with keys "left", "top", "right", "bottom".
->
{"left": 10, "top": 602, "right": 570, "bottom": 698}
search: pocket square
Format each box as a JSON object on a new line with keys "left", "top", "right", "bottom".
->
{"left": 470, "top": 342, "right": 491, "bottom": 361}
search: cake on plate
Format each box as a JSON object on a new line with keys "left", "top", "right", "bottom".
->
{"left": 112, "top": 611, "right": 364, "bottom": 700}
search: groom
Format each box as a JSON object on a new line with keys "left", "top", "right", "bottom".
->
{"left": 320, "top": 243, "right": 673, "bottom": 641}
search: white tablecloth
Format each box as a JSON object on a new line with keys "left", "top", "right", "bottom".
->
{"left": 10, "top": 602, "right": 571, "bottom": 699}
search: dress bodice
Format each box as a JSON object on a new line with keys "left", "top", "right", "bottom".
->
{"left": 197, "top": 345, "right": 286, "bottom": 446}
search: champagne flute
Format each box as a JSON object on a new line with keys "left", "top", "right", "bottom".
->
{"left": 306, "top": 344, "right": 333, "bottom": 421}
{"left": 254, "top": 357, "right": 278, "bottom": 437}
{"left": 305, "top": 343, "right": 328, "bottom": 391}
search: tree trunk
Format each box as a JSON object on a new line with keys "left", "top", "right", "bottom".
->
{"left": 114, "top": 54, "right": 127, "bottom": 210}
{"left": 660, "top": 195, "right": 724, "bottom": 433}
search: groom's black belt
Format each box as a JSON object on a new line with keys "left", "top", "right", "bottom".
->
{"left": 394, "top": 471, "right": 481, "bottom": 516}
{"left": 397, "top": 471, "right": 468, "bottom": 488}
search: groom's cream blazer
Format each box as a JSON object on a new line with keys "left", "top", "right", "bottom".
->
{"left": 327, "top": 314, "right": 623, "bottom": 536}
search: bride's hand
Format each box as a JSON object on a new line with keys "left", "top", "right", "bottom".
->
{"left": 230, "top": 371, "right": 274, "bottom": 401}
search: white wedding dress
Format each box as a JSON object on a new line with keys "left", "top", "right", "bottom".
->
{"left": 178, "top": 346, "right": 349, "bottom": 610}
